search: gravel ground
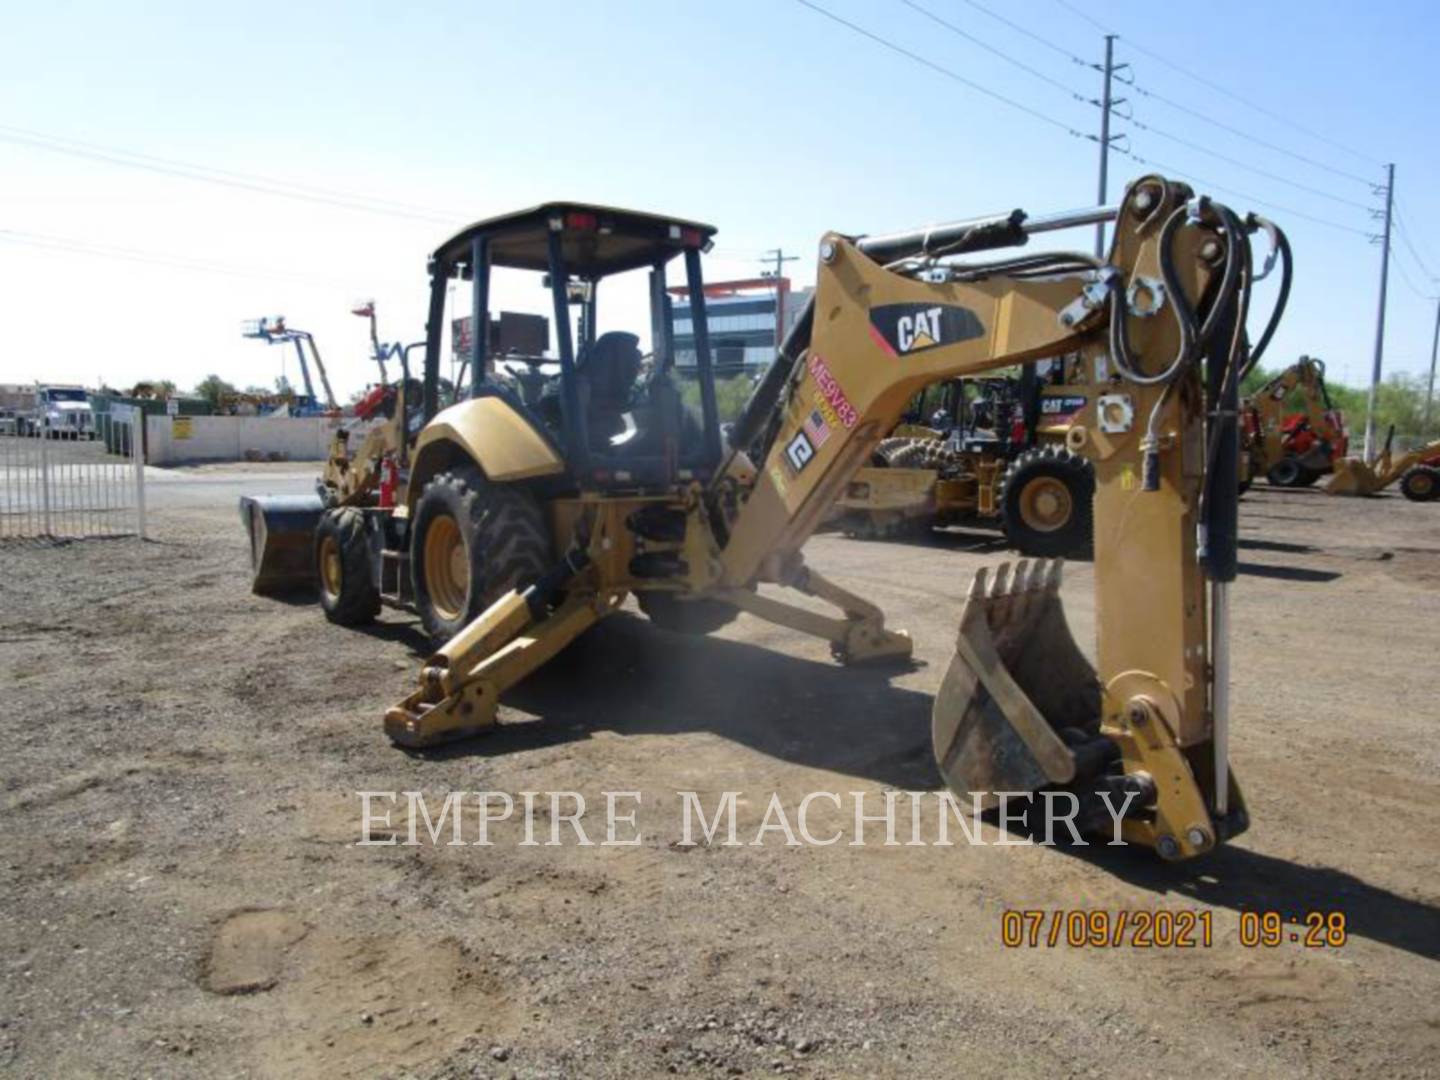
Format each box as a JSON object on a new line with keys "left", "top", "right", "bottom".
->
{"left": 1, "top": 483, "right": 1437, "bottom": 1078}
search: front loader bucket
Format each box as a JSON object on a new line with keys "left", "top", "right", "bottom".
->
{"left": 239, "top": 494, "right": 325, "bottom": 595}
{"left": 932, "top": 560, "right": 1102, "bottom": 808}
{"left": 1322, "top": 458, "right": 1380, "bottom": 497}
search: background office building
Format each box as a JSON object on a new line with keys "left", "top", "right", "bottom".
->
{"left": 670, "top": 279, "right": 814, "bottom": 373}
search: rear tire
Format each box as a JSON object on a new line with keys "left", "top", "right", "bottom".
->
{"left": 411, "top": 465, "right": 550, "bottom": 643}
{"left": 637, "top": 592, "right": 740, "bottom": 635}
{"left": 999, "top": 446, "right": 1094, "bottom": 558}
{"left": 1266, "top": 457, "right": 1306, "bottom": 487}
{"left": 1399, "top": 465, "right": 1439, "bottom": 502}
{"left": 315, "top": 507, "right": 380, "bottom": 626}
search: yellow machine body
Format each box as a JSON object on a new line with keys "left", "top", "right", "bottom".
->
{"left": 1325, "top": 433, "right": 1440, "bottom": 497}
{"left": 373, "top": 176, "right": 1269, "bottom": 861}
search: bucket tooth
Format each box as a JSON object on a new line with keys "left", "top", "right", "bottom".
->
{"left": 932, "top": 557, "right": 1102, "bottom": 806}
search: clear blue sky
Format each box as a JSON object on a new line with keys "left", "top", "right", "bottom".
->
{"left": 3, "top": 0, "right": 1437, "bottom": 397}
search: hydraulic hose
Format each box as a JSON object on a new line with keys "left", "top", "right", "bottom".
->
{"left": 1240, "top": 215, "right": 1292, "bottom": 376}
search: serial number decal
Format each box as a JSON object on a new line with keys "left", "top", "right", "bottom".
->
{"left": 807, "top": 353, "right": 858, "bottom": 429}
{"left": 1001, "top": 909, "right": 1214, "bottom": 948}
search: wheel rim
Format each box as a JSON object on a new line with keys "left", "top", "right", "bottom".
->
{"left": 424, "top": 514, "right": 468, "bottom": 621}
{"left": 319, "top": 534, "right": 343, "bottom": 599}
{"left": 1018, "top": 476, "right": 1072, "bottom": 532}
{"left": 1412, "top": 473, "right": 1435, "bottom": 496}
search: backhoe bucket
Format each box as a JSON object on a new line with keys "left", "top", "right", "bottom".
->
{"left": 1323, "top": 458, "right": 1381, "bottom": 497}
{"left": 932, "top": 560, "right": 1101, "bottom": 807}
{"left": 239, "top": 494, "right": 325, "bottom": 595}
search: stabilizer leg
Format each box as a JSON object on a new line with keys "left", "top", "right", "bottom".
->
{"left": 717, "top": 562, "right": 912, "bottom": 664}
{"left": 384, "top": 591, "right": 619, "bottom": 748}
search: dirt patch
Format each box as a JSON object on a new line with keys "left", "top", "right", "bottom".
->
{"left": 204, "top": 910, "right": 309, "bottom": 995}
{"left": 0, "top": 485, "right": 1437, "bottom": 1077}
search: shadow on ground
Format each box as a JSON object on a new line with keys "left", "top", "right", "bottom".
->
{"left": 387, "top": 610, "right": 1438, "bottom": 961}
{"left": 413, "top": 611, "right": 941, "bottom": 791}
{"left": 1064, "top": 842, "right": 1440, "bottom": 961}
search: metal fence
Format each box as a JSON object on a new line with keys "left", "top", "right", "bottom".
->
{"left": 0, "top": 407, "right": 145, "bottom": 540}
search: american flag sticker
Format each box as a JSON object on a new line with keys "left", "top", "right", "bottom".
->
{"left": 802, "top": 407, "right": 831, "bottom": 448}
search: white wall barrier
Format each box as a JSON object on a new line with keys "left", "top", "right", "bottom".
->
{"left": 143, "top": 415, "right": 374, "bottom": 465}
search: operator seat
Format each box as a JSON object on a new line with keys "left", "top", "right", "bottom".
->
{"left": 576, "top": 331, "right": 643, "bottom": 450}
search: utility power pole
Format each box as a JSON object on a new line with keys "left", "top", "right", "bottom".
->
{"left": 1424, "top": 294, "right": 1440, "bottom": 439}
{"left": 761, "top": 248, "right": 799, "bottom": 347}
{"left": 1363, "top": 163, "right": 1396, "bottom": 462}
{"left": 1092, "top": 35, "right": 1128, "bottom": 258}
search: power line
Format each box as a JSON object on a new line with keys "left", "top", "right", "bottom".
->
{"left": 0, "top": 123, "right": 458, "bottom": 224}
{"left": 1390, "top": 248, "right": 1436, "bottom": 302}
{"left": 1116, "top": 147, "right": 1374, "bottom": 237}
{"left": 950, "top": 0, "right": 1089, "bottom": 65}
{"left": 1117, "top": 114, "right": 1374, "bottom": 211}
{"left": 898, "top": 0, "right": 1092, "bottom": 103}
{"left": 971, "top": 0, "right": 1386, "bottom": 208}
{"left": 1048, "top": 0, "right": 1382, "bottom": 166}
{"left": 0, "top": 228, "right": 400, "bottom": 290}
{"left": 1050, "top": 0, "right": 1111, "bottom": 35}
{"left": 1128, "top": 81, "right": 1376, "bottom": 186}
{"left": 1040, "top": 0, "right": 1385, "bottom": 190}
{"left": 1393, "top": 202, "right": 1438, "bottom": 283}
{"left": 792, "top": 0, "right": 1089, "bottom": 138}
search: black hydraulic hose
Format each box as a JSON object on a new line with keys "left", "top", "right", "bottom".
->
{"left": 1241, "top": 215, "right": 1292, "bottom": 376}
{"left": 912, "top": 252, "right": 1104, "bottom": 282}
{"left": 1194, "top": 206, "right": 1243, "bottom": 351}
{"left": 1199, "top": 204, "right": 1253, "bottom": 567}
{"left": 1110, "top": 204, "right": 1199, "bottom": 387}
{"left": 1127, "top": 196, "right": 1245, "bottom": 487}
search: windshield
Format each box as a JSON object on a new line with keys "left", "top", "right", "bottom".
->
{"left": 45, "top": 388, "right": 87, "bottom": 402}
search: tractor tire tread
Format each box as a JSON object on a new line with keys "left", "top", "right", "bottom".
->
{"left": 412, "top": 466, "right": 551, "bottom": 643}
{"left": 317, "top": 506, "right": 381, "bottom": 626}
{"left": 998, "top": 445, "right": 1095, "bottom": 558}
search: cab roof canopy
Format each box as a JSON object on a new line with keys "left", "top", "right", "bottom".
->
{"left": 433, "top": 202, "right": 717, "bottom": 278}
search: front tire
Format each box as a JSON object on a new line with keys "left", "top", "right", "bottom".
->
{"left": 411, "top": 466, "right": 550, "bottom": 643}
{"left": 316, "top": 507, "right": 380, "bottom": 626}
{"left": 1399, "top": 465, "right": 1439, "bottom": 502}
{"left": 999, "top": 446, "right": 1094, "bottom": 558}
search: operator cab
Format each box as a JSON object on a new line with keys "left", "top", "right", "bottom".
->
{"left": 424, "top": 202, "right": 724, "bottom": 490}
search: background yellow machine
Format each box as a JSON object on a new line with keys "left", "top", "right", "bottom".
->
{"left": 830, "top": 366, "right": 1095, "bottom": 555}
{"left": 245, "top": 178, "right": 1289, "bottom": 860}
{"left": 1325, "top": 424, "right": 1440, "bottom": 499}
{"left": 1239, "top": 355, "right": 1348, "bottom": 489}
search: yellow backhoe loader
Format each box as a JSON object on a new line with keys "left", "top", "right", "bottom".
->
{"left": 1325, "top": 424, "right": 1440, "bottom": 499}
{"left": 830, "top": 365, "right": 1096, "bottom": 555}
{"left": 243, "top": 177, "right": 1288, "bottom": 860}
{"left": 1239, "top": 354, "right": 1348, "bottom": 489}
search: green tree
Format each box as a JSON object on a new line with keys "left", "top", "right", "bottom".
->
{"left": 193, "top": 374, "right": 238, "bottom": 410}
{"left": 130, "top": 378, "right": 177, "bottom": 399}
{"left": 1244, "top": 362, "right": 1433, "bottom": 447}
{"left": 678, "top": 372, "right": 754, "bottom": 423}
